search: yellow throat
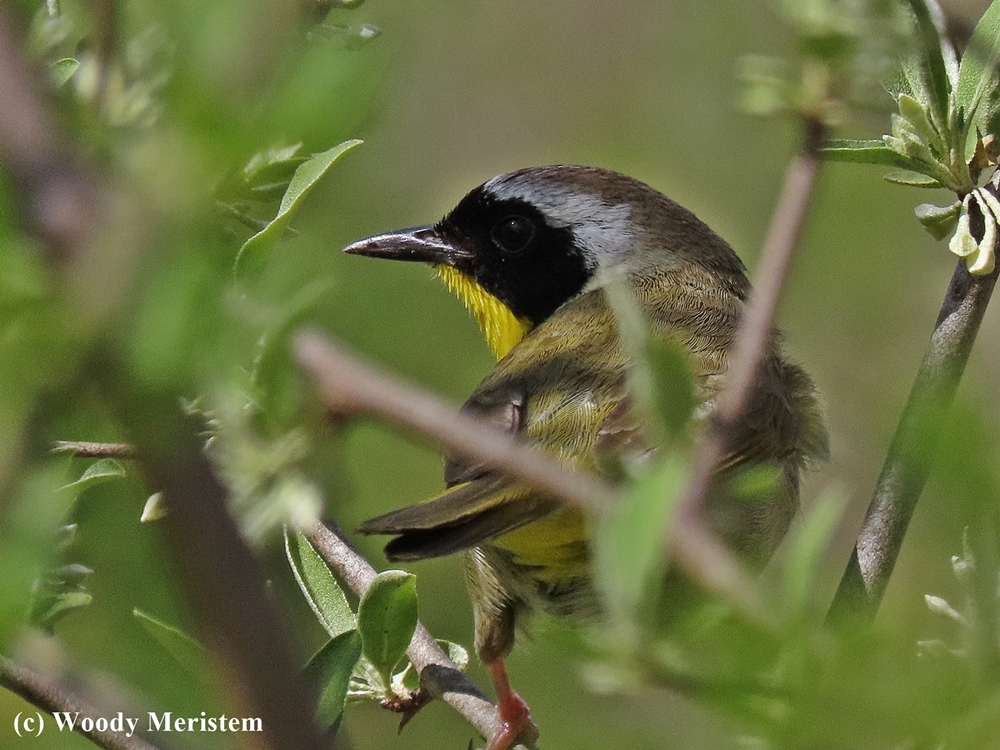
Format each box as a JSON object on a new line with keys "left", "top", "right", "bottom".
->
{"left": 435, "top": 265, "right": 531, "bottom": 359}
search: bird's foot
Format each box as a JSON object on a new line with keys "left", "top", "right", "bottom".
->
{"left": 486, "top": 660, "right": 539, "bottom": 750}
{"left": 485, "top": 692, "right": 538, "bottom": 750}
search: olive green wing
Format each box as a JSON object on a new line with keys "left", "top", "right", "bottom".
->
{"left": 357, "top": 385, "right": 569, "bottom": 562}
{"left": 358, "top": 291, "right": 629, "bottom": 561}
{"left": 356, "top": 474, "right": 560, "bottom": 561}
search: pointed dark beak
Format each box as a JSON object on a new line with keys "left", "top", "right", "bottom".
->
{"left": 342, "top": 225, "right": 470, "bottom": 266}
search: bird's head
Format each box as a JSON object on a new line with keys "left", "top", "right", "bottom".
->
{"left": 344, "top": 165, "right": 748, "bottom": 358}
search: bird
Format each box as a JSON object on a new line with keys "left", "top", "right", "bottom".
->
{"left": 343, "top": 165, "right": 828, "bottom": 750}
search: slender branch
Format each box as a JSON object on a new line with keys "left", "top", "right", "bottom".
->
{"left": 53, "top": 441, "right": 138, "bottom": 459}
{"left": 673, "top": 117, "right": 828, "bottom": 535}
{"left": 0, "top": 655, "right": 161, "bottom": 750}
{"left": 828, "top": 172, "right": 1000, "bottom": 625}
{"left": 292, "top": 330, "right": 767, "bottom": 623}
{"left": 305, "top": 521, "right": 532, "bottom": 748}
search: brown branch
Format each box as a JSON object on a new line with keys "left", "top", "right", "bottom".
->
{"left": 305, "top": 521, "right": 530, "bottom": 747}
{"left": 828, "top": 172, "right": 1000, "bottom": 625}
{"left": 672, "top": 117, "right": 828, "bottom": 542}
{"left": 44, "top": 444, "right": 523, "bottom": 744}
{"left": 108, "top": 385, "right": 331, "bottom": 750}
{"left": 292, "top": 330, "right": 767, "bottom": 623}
{"left": 53, "top": 441, "right": 138, "bottom": 460}
{"left": 0, "top": 655, "right": 161, "bottom": 750}
{"left": 0, "top": 8, "right": 103, "bottom": 261}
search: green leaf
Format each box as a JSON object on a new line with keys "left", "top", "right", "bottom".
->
{"left": 234, "top": 143, "right": 308, "bottom": 202}
{"left": 133, "top": 608, "right": 206, "bottom": 676}
{"left": 820, "top": 140, "right": 919, "bottom": 169}
{"left": 304, "top": 630, "right": 363, "bottom": 729}
{"left": 250, "top": 278, "right": 333, "bottom": 428}
{"left": 357, "top": 570, "right": 418, "bottom": 687}
{"left": 49, "top": 563, "right": 93, "bottom": 586}
{"left": 437, "top": 639, "right": 470, "bottom": 671}
{"left": 903, "top": 0, "right": 954, "bottom": 128}
{"left": 956, "top": 0, "right": 1000, "bottom": 128}
{"left": 139, "top": 492, "right": 168, "bottom": 523}
{"left": 31, "top": 591, "right": 92, "bottom": 629}
{"left": 50, "top": 58, "right": 79, "bottom": 87}
{"left": 603, "top": 276, "right": 693, "bottom": 443}
{"left": 234, "top": 139, "right": 363, "bottom": 277}
{"left": 915, "top": 201, "right": 962, "bottom": 239}
{"left": 61, "top": 459, "right": 127, "bottom": 495}
{"left": 883, "top": 170, "right": 943, "bottom": 187}
{"left": 310, "top": 23, "right": 383, "bottom": 50}
{"left": 646, "top": 340, "right": 695, "bottom": 440}
{"left": 54, "top": 524, "right": 78, "bottom": 551}
{"left": 284, "top": 528, "right": 356, "bottom": 638}
{"left": 594, "top": 454, "right": 685, "bottom": 632}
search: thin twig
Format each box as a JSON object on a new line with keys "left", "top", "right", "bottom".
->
{"left": 305, "top": 521, "right": 533, "bottom": 748}
{"left": 53, "top": 441, "right": 138, "bottom": 459}
{"left": 827, "top": 172, "right": 1000, "bottom": 625}
{"left": 672, "top": 117, "right": 828, "bottom": 539}
{"left": 0, "top": 655, "right": 161, "bottom": 750}
{"left": 292, "top": 330, "right": 767, "bottom": 623}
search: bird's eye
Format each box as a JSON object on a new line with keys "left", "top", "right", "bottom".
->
{"left": 491, "top": 215, "right": 535, "bottom": 255}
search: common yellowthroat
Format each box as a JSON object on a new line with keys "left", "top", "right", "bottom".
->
{"left": 345, "top": 166, "right": 828, "bottom": 750}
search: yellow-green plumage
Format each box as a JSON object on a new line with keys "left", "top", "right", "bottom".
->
{"left": 364, "top": 260, "right": 825, "bottom": 662}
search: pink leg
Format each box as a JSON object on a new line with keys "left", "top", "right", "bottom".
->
{"left": 485, "top": 660, "right": 539, "bottom": 750}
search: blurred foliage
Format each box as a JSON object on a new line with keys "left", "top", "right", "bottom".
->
{"left": 2, "top": 1, "right": 1000, "bottom": 750}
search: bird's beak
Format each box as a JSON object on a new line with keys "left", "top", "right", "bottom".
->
{"left": 343, "top": 225, "right": 471, "bottom": 266}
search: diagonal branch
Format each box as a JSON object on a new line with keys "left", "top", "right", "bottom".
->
{"left": 0, "top": 655, "right": 161, "bottom": 750}
{"left": 828, "top": 171, "right": 1000, "bottom": 625}
{"left": 305, "top": 521, "right": 532, "bottom": 748}
{"left": 44, "top": 442, "right": 531, "bottom": 745}
{"left": 109, "top": 386, "right": 331, "bottom": 750}
{"left": 292, "top": 329, "right": 767, "bottom": 623}
{"left": 0, "top": 10, "right": 332, "bottom": 749}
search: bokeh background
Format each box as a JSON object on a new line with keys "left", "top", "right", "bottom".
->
{"left": 3, "top": 1, "right": 1000, "bottom": 749}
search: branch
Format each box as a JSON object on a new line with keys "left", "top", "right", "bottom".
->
{"left": 828, "top": 171, "right": 1000, "bottom": 625}
{"left": 292, "top": 330, "right": 767, "bottom": 622}
{"left": 0, "top": 655, "right": 161, "bottom": 750}
{"left": 53, "top": 441, "right": 138, "bottom": 459}
{"left": 305, "top": 521, "right": 528, "bottom": 747}
{"left": 0, "top": 12, "right": 330, "bottom": 748}
{"left": 42, "top": 449, "right": 525, "bottom": 744}
{"left": 672, "top": 117, "right": 828, "bottom": 546}
{"left": 108, "top": 385, "right": 331, "bottom": 750}
{"left": 0, "top": 7, "right": 103, "bottom": 261}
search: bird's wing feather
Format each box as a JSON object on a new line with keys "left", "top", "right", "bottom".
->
{"left": 444, "top": 392, "right": 524, "bottom": 487}
{"left": 357, "top": 478, "right": 560, "bottom": 560}
{"left": 359, "top": 292, "right": 625, "bottom": 560}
